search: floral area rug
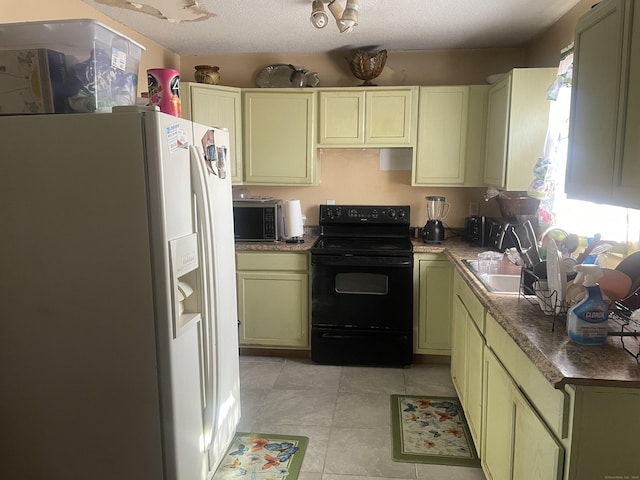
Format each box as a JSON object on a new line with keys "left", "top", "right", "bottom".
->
{"left": 390, "top": 394, "right": 480, "bottom": 467}
{"left": 212, "top": 432, "right": 308, "bottom": 479}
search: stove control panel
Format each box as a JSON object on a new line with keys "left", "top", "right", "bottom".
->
{"left": 319, "top": 205, "right": 410, "bottom": 224}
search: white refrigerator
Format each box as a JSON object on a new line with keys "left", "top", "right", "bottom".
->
{"left": 0, "top": 107, "right": 240, "bottom": 480}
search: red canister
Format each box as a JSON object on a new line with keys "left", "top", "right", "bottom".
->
{"left": 147, "top": 68, "right": 181, "bottom": 117}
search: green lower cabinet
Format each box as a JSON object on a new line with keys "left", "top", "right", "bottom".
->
{"left": 482, "top": 348, "right": 564, "bottom": 480}
{"left": 451, "top": 271, "right": 485, "bottom": 454}
{"left": 465, "top": 318, "right": 484, "bottom": 452}
{"left": 455, "top": 272, "right": 640, "bottom": 480}
{"left": 511, "top": 386, "right": 564, "bottom": 480}
{"left": 413, "top": 254, "right": 453, "bottom": 354}
{"left": 482, "top": 348, "right": 515, "bottom": 480}
{"left": 236, "top": 252, "right": 309, "bottom": 348}
{"left": 450, "top": 295, "right": 468, "bottom": 398}
{"left": 567, "top": 385, "right": 640, "bottom": 480}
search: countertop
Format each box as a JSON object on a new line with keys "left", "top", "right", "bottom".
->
{"left": 235, "top": 233, "right": 640, "bottom": 389}
{"left": 235, "top": 236, "right": 318, "bottom": 252}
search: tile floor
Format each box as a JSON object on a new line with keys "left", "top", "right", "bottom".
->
{"left": 238, "top": 355, "right": 487, "bottom": 480}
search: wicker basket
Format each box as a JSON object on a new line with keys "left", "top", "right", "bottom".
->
{"left": 347, "top": 49, "right": 387, "bottom": 86}
{"left": 495, "top": 191, "right": 540, "bottom": 217}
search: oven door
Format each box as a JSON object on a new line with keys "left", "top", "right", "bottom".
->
{"left": 311, "top": 253, "right": 413, "bottom": 366}
{"left": 311, "top": 254, "right": 413, "bottom": 330}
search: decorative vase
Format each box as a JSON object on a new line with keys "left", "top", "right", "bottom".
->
{"left": 347, "top": 49, "right": 387, "bottom": 86}
{"left": 194, "top": 65, "right": 220, "bottom": 85}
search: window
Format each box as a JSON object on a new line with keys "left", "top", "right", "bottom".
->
{"left": 533, "top": 48, "right": 640, "bottom": 247}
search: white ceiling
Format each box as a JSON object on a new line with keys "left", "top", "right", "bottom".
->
{"left": 83, "top": 0, "right": 582, "bottom": 56}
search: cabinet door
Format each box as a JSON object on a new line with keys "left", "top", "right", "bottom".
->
{"left": 466, "top": 318, "right": 484, "bottom": 454}
{"left": 483, "top": 74, "right": 511, "bottom": 188}
{"left": 318, "top": 90, "right": 365, "bottom": 145}
{"left": 614, "top": 1, "right": 640, "bottom": 208}
{"left": 566, "top": 0, "right": 629, "bottom": 204}
{"left": 484, "top": 69, "right": 555, "bottom": 190}
{"left": 414, "top": 257, "right": 453, "bottom": 354}
{"left": 463, "top": 85, "right": 490, "bottom": 187}
{"left": 413, "top": 86, "right": 469, "bottom": 185}
{"left": 450, "top": 295, "right": 468, "bottom": 401}
{"left": 505, "top": 68, "right": 556, "bottom": 190}
{"left": 365, "top": 89, "right": 416, "bottom": 145}
{"left": 512, "top": 388, "right": 564, "bottom": 480}
{"left": 483, "top": 347, "right": 563, "bottom": 480}
{"left": 236, "top": 271, "right": 309, "bottom": 348}
{"left": 482, "top": 348, "right": 514, "bottom": 480}
{"left": 243, "top": 91, "right": 317, "bottom": 185}
{"left": 182, "top": 83, "right": 243, "bottom": 183}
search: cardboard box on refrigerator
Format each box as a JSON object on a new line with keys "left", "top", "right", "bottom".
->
{"left": 0, "top": 48, "right": 69, "bottom": 114}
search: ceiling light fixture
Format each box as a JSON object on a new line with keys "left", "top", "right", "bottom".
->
{"left": 310, "top": 0, "right": 329, "bottom": 29}
{"left": 310, "top": 0, "right": 359, "bottom": 33}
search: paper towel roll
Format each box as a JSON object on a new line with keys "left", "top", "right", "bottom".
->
{"left": 284, "top": 199, "right": 304, "bottom": 238}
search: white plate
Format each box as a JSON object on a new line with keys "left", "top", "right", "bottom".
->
{"left": 546, "top": 239, "right": 566, "bottom": 314}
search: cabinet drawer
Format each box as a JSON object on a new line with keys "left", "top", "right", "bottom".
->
{"left": 236, "top": 252, "right": 309, "bottom": 272}
{"left": 454, "top": 271, "right": 485, "bottom": 332}
{"left": 485, "top": 312, "right": 568, "bottom": 439}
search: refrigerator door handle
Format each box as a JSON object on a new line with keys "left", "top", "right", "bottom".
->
{"left": 189, "top": 144, "right": 218, "bottom": 456}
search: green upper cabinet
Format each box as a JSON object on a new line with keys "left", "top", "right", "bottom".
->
{"left": 318, "top": 90, "right": 365, "bottom": 145}
{"left": 567, "top": 0, "right": 640, "bottom": 209}
{"left": 317, "top": 87, "right": 418, "bottom": 147}
{"left": 414, "top": 86, "right": 469, "bottom": 185}
{"left": 181, "top": 83, "right": 243, "bottom": 184}
{"left": 413, "top": 85, "right": 489, "bottom": 186}
{"left": 243, "top": 89, "right": 317, "bottom": 185}
{"left": 483, "top": 68, "right": 556, "bottom": 190}
{"left": 463, "top": 85, "right": 491, "bottom": 187}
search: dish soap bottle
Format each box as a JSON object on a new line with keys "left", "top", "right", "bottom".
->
{"left": 567, "top": 264, "right": 609, "bottom": 345}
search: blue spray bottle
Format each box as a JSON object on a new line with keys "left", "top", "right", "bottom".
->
{"left": 566, "top": 264, "right": 609, "bottom": 345}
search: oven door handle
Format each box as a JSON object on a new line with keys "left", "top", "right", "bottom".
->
{"left": 312, "top": 255, "right": 412, "bottom": 267}
{"left": 320, "top": 333, "right": 357, "bottom": 339}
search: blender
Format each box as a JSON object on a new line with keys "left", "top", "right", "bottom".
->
{"left": 422, "top": 195, "right": 450, "bottom": 243}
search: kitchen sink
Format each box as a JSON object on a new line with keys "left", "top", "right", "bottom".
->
{"left": 463, "top": 259, "right": 522, "bottom": 295}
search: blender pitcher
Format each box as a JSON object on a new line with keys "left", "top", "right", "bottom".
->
{"left": 422, "top": 195, "right": 450, "bottom": 243}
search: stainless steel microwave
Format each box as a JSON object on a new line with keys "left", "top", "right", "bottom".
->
{"left": 232, "top": 199, "right": 282, "bottom": 241}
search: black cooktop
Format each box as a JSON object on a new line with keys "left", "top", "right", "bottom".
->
{"left": 311, "top": 236, "right": 413, "bottom": 256}
{"left": 312, "top": 204, "right": 413, "bottom": 256}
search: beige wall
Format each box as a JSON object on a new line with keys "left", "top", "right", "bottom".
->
{"left": 4, "top": 0, "right": 179, "bottom": 96}
{"left": 181, "top": 48, "right": 525, "bottom": 88}
{"left": 7, "top": 0, "right": 583, "bottom": 228}
{"left": 236, "top": 149, "right": 502, "bottom": 228}
{"left": 525, "top": 0, "right": 593, "bottom": 66}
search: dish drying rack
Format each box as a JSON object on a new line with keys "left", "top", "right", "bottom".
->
{"left": 519, "top": 268, "right": 640, "bottom": 361}
{"left": 519, "top": 268, "right": 569, "bottom": 330}
{"left": 608, "top": 299, "right": 640, "bottom": 361}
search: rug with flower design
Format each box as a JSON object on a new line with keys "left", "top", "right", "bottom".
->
{"left": 212, "top": 432, "right": 308, "bottom": 479}
{"left": 390, "top": 395, "right": 480, "bottom": 467}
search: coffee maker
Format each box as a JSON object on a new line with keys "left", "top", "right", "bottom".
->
{"left": 422, "top": 195, "right": 449, "bottom": 243}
